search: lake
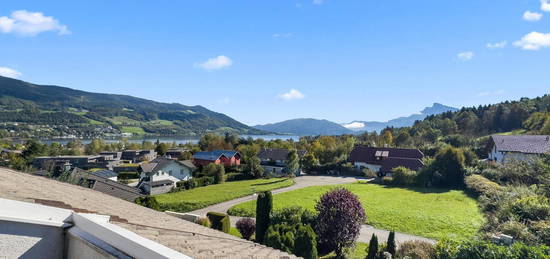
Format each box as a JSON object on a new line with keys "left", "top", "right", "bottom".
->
{"left": 40, "top": 135, "right": 300, "bottom": 145}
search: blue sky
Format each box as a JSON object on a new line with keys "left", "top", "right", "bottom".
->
{"left": 1, "top": 0, "right": 549, "bottom": 125}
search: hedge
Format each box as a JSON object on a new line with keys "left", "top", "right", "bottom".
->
{"left": 118, "top": 171, "right": 140, "bottom": 180}
{"left": 176, "top": 176, "right": 215, "bottom": 190}
{"left": 464, "top": 174, "right": 503, "bottom": 197}
{"left": 225, "top": 173, "right": 253, "bottom": 182}
{"left": 206, "top": 212, "right": 230, "bottom": 233}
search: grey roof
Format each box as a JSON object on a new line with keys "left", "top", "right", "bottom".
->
{"left": 258, "top": 148, "right": 307, "bottom": 161}
{"left": 89, "top": 169, "right": 118, "bottom": 179}
{"left": 193, "top": 150, "right": 240, "bottom": 161}
{"left": 490, "top": 135, "right": 550, "bottom": 154}
{"left": 140, "top": 157, "right": 196, "bottom": 173}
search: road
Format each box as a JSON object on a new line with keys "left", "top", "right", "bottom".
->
{"left": 187, "top": 175, "right": 436, "bottom": 244}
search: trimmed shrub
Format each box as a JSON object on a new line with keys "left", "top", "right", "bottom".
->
{"left": 215, "top": 164, "right": 225, "bottom": 184}
{"left": 294, "top": 224, "right": 318, "bottom": 259}
{"left": 397, "top": 240, "right": 436, "bottom": 259}
{"left": 256, "top": 191, "right": 273, "bottom": 244}
{"left": 135, "top": 196, "right": 159, "bottom": 210}
{"left": 236, "top": 218, "right": 255, "bottom": 240}
{"left": 315, "top": 188, "right": 366, "bottom": 257}
{"left": 196, "top": 217, "right": 210, "bottom": 227}
{"left": 265, "top": 224, "right": 295, "bottom": 253}
{"left": 270, "top": 206, "right": 317, "bottom": 227}
{"left": 225, "top": 172, "right": 253, "bottom": 181}
{"left": 386, "top": 231, "right": 396, "bottom": 257}
{"left": 117, "top": 171, "right": 139, "bottom": 180}
{"left": 366, "top": 234, "right": 378, "bottom": 259}
{"left": 391, "top": 166, "right": 417, "bottom": 186}
{"left": 206, "top": 212, "right": 230, "bottom": 233}
{"left": 464, "top": 174, "right": 503, "bottom": 197}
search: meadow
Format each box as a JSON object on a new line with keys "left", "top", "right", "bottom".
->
{"left": 228, "top": 182, "right": 484, "bottom": 240}
{"left": 155, "top": 178, "right": 294, "bottom": 212}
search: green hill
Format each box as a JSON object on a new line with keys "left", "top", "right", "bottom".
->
{"left": 0, "top": 76, "right": 265, "bottom": 138}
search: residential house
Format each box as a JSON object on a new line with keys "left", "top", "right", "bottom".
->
{"left": 32, "top": 155, "right": 120, "bottom": 171}
{"left": 487, "top": 135, "right": 550, "bottom": 164}
{"left": 193, "top": 150, "right": 241, "bottom": 167}
{"left": 349, "top": 146, "right": 424, "bottom": 176}
{"left": 121, "top": 150, "right": 157, "bottom": 162}
{"left": 89, "top": 169, "right": 118, "bottom": 181}
{"left": 257, "top": 148, "right": 307, "bottom": 175}
{"left": 0, "top": 168, "right": 296, "bottom": 258}
{"left": 165, "top": 148, "right": 189, "bottom": 159}
{"left": 138, "top": 157, "right": 196, "bottom": 195}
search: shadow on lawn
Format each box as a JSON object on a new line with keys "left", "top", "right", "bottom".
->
{"left": 378, "top": 184, "right": 455, "bottom": 194}
{"left": 251, "top": 178, "right": 290, "bottom": 186}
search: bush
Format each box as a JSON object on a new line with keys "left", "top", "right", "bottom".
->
{"left": 391, "top": 166, "right": 417, "bottom": 186}
{"left": 315, "top": 188, "right": 366, "bottom": 257}
{"left": 117, "top": 171, "right": 139, "bottom": 180}
{"left": 196, "top": 217, "right": 210, "bottom": 227}
{"left": 256, "top": 191, "right": 273, "bottom": 244}
{"left": 464, "top": 174, "right": 503, "bottom": 197}
{"left": 435, "top": 239, "right": 550, "bottom": 259}
{"left": 397, "top": 240, "right": 436, "bottom": 259}
{"left": 510, "top": 196, "right": 550, "bottom": 221}
{"left": 206, "top": 212, "right": 230, "bottom": 233}
{"left": 381, "top": 176, "right": 393, "bottom": 185}
{"left": 176, "top": 176, "right": 215, "bottom": 190}
{"left": 431, "top": 146, "right": 466, "bottom": 188}
{"left": 362, "top": 168, "right": 377, "bottom": 178}
{"left": 294, "top": 224, "right": 318, "bottom": 259}
{"left": 225, "top": 172, "right": 253, "bottom": 181}
{"left": 270, "top": 206, "right": 317, "bottom": 227}
{"left": 236, "top": 218, "right": 255, "bottom": 240}
{"left": 135, "top": 196, "right": 159, "bottom": 210}
{"left": 265, "top": 224, "right": 295, "bottom": 253}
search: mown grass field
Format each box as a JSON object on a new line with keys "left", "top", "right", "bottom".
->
{"left": 155, "top": 178, "right": 294, "bottom": 212}
{"left": 228, "top": 183, "right": 484, "bottom": 240}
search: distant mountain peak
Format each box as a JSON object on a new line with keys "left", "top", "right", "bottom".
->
{"left": 342, "top": 103, "right": 458, "bottom": 132}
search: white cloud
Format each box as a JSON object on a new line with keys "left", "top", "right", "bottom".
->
{"left": 0, "top": 67, "right": 22, "bottom": 78}
{"left": 0, "top": 10, "right": 69, "bottom": 36}
{"left": 194, "top": 55, "right": 233, "bottom": 70}
{"left": 477, "top": 89, "right": 505, "bottom": 97}
{"left": 542, "top": 0, "right": 550, "bottom": 12}
{"left": 342, "top": 122, "right": 365, "bottom": 129}
{"left": 313, "top": 0, "right": 324, "bottom": 5}
{"left": 513, "top": 31, "right": 550, "bottom": 50}
{"left": 486, "top": 41, "right": 507, "bottom": 49}
{"left": 279, "top": 89, "right": 305, "bottom": 101}
{"left": 523, "top": 11, "right": 543, "bottom": 21}
{"left": 457, "top": 51, "right": 474, "bottom": 61}
{"left": 272, "top": 33, "right": 293, "bottom": 38}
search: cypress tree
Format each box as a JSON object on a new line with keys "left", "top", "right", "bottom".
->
{"left": 255, "top": 191, "right": 273, "bottom": 243}
{"left": 387, "top": 231, "right": 396, "bottom": 256}
{"left": 366, "top": 234, "right": 378, "bottom": 259}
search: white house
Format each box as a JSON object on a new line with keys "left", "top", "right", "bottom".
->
{"left": 487, "top": 135, "right": 550, "bottom": 164}
{"left": 138, "top": 157, "right": 196, "bottom": 194}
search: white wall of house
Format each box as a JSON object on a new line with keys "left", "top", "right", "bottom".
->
{"left": 145, "top": 162, "right": 192, "bottom": 183}
{"left": 354, "top": 162, "right": 381, "bottom": 172}
{"left": 488, "top": 146, "right": 536, "bottom": 164}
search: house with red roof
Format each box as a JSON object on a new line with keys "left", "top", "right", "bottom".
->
{"left": 192, "top": 150, "right": 241, "bottom": 167}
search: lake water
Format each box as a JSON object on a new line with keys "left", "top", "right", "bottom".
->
{"left": 40, "top": 135, "right": 300, "bottom": 145}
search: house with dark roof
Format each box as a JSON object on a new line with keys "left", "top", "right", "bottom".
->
{"left": 193, "top": 150, "right": 241, "bottom": 167}
{"left": 349, "top": 146, "right": 424, "bottom": 176}
{"left": 257, "top": 148, "right": 307, "bottom": 175}
{"left": 121, "top": 150, "right": 157, "bottom": 162}
{"left": 138, "top": 157, "right": 196, "bottom": 194}
{"left": 487, "top": 135, "right": 550, "bottom": 164}
{"left": 89, "top": 169, "right": 118, "bottom": 181}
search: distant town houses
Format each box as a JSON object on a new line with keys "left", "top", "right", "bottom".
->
{"left": 164, "top": 148, "right": 189, "bottom": 159}
{"left": 138, "top": 157, "right": 196, "bottom": 195}
{"left": 487, "top": 135, "right": 550, "bottom": 164}
{"left": 192, "top": 150, "right": 241, "bottom": 167}
{"left": 32, "top": 154, "right": 121, "bottom": 172}
{"left": 349, "top": 146, "right": 424, "bottom": 176}
{"left": 258, "top": 148, "right": 306, "bottom": 175}
{"left": 121, "top": 149, "right": 157, "bottom": 162}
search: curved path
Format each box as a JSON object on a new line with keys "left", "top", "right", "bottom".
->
{"left": 188, "top": 175, "right": 436, "bottom": 244}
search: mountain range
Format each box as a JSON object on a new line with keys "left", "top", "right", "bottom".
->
{"left": 254, "top": 103, "right": 458, "bottom": 136}
{"left": 341, "top": 103, "right": 458, "bottom": 132}
{"left": 0, "top": 76, "right": 265, "bottom": 138}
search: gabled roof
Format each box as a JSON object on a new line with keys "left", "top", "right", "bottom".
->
{"left": 257, "top": 148, "right": 307, "bottom": 161}
{"left": 349, "top": 146, "right": 424, "bottom": 164}
{"left": 489, "top": 135, "right": 550, "bottom": 154}
{"left": 86, "top": 174, "right": 144, "bottom": 202}
{"left": 141, "top": 157, "right": 196, "bottom": 173}
{"left": 0, "top": 168, "right": 297, "bottom": 258}
{"left": 380, "top": 157, "right": 424, "bottom": 173}
{"left": 89, "top": 169, "right": 118, "bottom": 179}
{"left": 193, "top": 150, "right": 240, "bottom": 161}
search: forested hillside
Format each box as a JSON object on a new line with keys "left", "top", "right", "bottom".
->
{"left": 0, "top": 76, "right": 265, "bottom": 138}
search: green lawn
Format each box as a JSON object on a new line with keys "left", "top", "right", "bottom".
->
{"left": 120, "top": 126, "right": 146, "bottom": 135}
{"left": 228, "top": 183, "right": 484, "bottom": 241}
{"left": 155, "top": 178, "right": 294, "bottom": 212}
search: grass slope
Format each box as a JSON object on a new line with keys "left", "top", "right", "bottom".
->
{"left": 155, "top": 178, "right": 294, "bottom": 212}
{"left": 228, "top": 183, "right": 484, "bottom": 240}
